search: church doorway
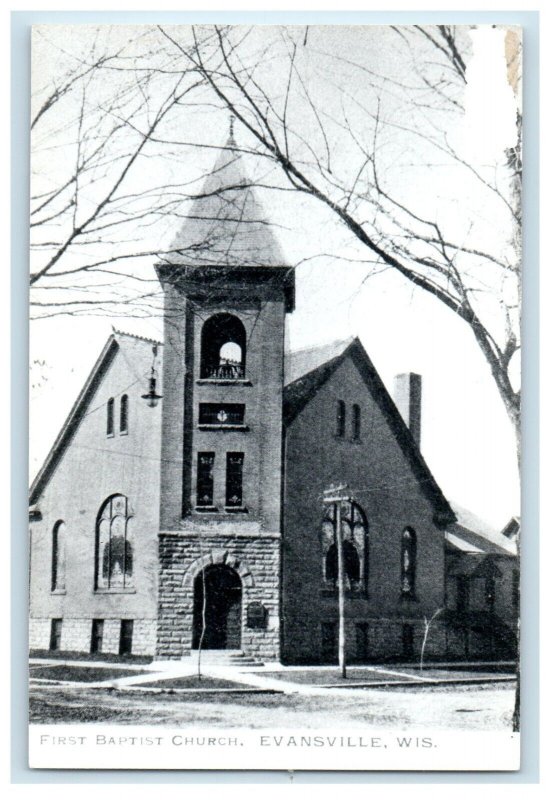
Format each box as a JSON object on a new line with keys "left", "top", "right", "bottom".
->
{"left": 192, "top": 564, "right": 242, "bottom": 649}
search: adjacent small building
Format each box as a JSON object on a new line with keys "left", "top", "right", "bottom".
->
{"left": 28, "top": 131, "right": 518, "bottom": 664}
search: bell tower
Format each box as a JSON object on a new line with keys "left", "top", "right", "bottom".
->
{"left": 155, "top": 125, "right": 294, "bottom": 661}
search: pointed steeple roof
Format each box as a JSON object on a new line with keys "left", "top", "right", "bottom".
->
{"left": 164, "top": 124, "right": 287, "bottom": 269}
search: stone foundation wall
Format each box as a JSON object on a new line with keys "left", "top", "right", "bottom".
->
{"left": 29, "top": 618, "right": 53, "bottom": 651}
{"left": 156, "top": 532, "right": 280, "bottom": 661}
{"left": 283, "top": 618, "right": 448, "bottom": 664}
{"left": 28, "top": 617, "right": 157, "bottom": 656}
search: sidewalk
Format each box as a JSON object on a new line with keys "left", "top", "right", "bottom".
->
{"left": 29, "top": 656, "right": 516, "bottom": 695}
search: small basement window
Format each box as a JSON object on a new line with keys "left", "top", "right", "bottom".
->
{"left": 91, "top": 619, "right": 104, "bottom": 654}
{"left": 119, "top": 620, "right": 134, "bottom": 656}
{"left": 50, "top": 619, "right": 62, "bottom": 652}
{"left": 321, "top": 621, "right": 338, "bottom": 663}
{"left": 402, "top": 623, "right": 414, "bottom": 659}
{"left": 356, "top": 622, "right": 369, "bottom": 661}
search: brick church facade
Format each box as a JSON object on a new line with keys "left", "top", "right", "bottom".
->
{"left": 28, "top": 133, "right": 518, "bottom": 664}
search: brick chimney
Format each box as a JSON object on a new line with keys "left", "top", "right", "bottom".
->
{"left": 394, "top": 373, "right": 422, "bottom": 448}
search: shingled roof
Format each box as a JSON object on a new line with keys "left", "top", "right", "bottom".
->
{"left": 445, "top": 502, "right": 517, "bottom": 556}
{"left": 284, "top": 338, "right": 354, "bottom": 386}
{"left": 161, "top": 131, "right": 288, "bottom": 270}
{"left": 283, "top": 337, "right": 456, "bottom": 526}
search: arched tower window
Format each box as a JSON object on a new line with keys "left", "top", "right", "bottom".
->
{"left": 95, "top": 494, "right": 133, "bottom": 590}
{"left": 401, "top": 527, "right": 417, "bottom": 598}
{"left": 200, "top": 313, "right": 246, "bottom": 379}
{"left": 321, "top": 501, "right": 368, "bottom": 593}
{"left": 120, "top": 394, "right": 129, "bottom": 434}
{"left": 51, "top": 520, "right": 66, "bottom": 592}
{"left": 106, "top": 397, "right": 114, "bottom": 436}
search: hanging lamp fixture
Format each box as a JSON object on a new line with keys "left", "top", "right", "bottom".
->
{"left": 141, "top": 345, "right": 163, "bottom": 407}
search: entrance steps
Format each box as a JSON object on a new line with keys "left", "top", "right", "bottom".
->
{"left": 188, "top": 649, "right": 264, "bottom": 667}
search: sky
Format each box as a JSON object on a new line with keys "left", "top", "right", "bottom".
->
{"left": 29, "top": 23, "right": 521, "bottom": 528}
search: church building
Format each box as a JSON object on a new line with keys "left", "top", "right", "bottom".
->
{"left": 28, "top": 131, "right": 518, "bottom": 665}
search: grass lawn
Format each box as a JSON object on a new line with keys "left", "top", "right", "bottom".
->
{"left": 257, "top": 666, "right": 515, "bottom": 686}
{"left": 29, "top": 664, "right": 152, "bottom": 682}
{"left": 29, "top": 649, "right": 152, "bottom": 665}
{"left": 133, "top": 675, "right": 260, "bottom": 690}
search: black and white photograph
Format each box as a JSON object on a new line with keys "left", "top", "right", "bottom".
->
{"left": 27, "top": 21, "right": 522, "bottom": 771}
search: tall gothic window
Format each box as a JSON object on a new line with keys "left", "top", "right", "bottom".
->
{"left": 352, "top": 404, "right": 361, "bottom": 440}
{"left": 325, "top": 540, "right": 360, "bottom": 582}
{"left": 336, "top": 400, "right": 346, "bottom": 437}
{"left": 321, "top": 500, "right": 368, "bottom": 593}
{"left": 106, "top": 397, "right": 114, "bottom": 436}
{"left": 51, "top": 520, "right": 66, "bottom": 592}
{"left": 200, "top": 313, "right": 246, "bottom": 379}
{"left": 95, "top": 495, "right": 133, "bottom": 590}
{"left": 401, "top": 527, "right": 417, "bottom": 599}
{"left": 197, "top": 452, "right": 215, "bottom": 508}
{"left": 120, "top": 394, "right": 129, "bottom": 434}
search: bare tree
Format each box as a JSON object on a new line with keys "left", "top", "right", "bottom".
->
{"left": 30, "top": 27, "right": 217, "bottom": 319}
{"left": 157, "top": 24, "right": 521, "bottom": 450}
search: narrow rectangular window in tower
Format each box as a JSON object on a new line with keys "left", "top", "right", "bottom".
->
{"left": 197, "top": 452, "right": 215, "bottom": 508}
{"left": 226, "top": 452, "right": 244, "bottom": 508}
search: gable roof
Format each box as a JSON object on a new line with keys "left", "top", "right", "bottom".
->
{"left": 284, "top": 338, "right": 354, "bottom": 386}
{"left": 283, "top": 336, "right": 455, "bottom": 525}
{"left": 159, "top": 132, "right": 288, "bottom": 270}
{"left": 445, "top": 502, "right": 517, "bottom": 556}
{"left": 29, "top": 332, "right": 163, "bottom": 505}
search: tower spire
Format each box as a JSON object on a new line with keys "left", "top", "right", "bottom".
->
{"left": 229, "top": 114, "right": 235, "bottom": 144}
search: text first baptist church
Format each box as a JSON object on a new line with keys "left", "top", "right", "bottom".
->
{"left": 28, "top": 131, "right": 518, "bottom": 665}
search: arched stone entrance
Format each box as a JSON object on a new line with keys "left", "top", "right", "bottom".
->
{"left": 192, "top": 564, "right": 242, "bottom": 649}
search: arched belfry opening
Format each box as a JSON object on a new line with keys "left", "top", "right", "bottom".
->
{"left": 200, "top": 313, "right": 246, "bottom": 379}
{"left": 192, "top": 564, "right": 243, "bottom": 649}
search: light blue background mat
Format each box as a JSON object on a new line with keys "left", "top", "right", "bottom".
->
{"left": 11, "top": 8, "right": 539, "bottom": 785}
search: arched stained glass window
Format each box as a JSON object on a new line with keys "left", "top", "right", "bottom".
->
{"left": 95, "top": 495, "right": 133, "bottom": 590}
{"left": 51, "top": 520, "right": 66, "bottom": 592}
{"left": 401, "top": 527, "right": 417, "bottom": 598}
{"left": 106, "top": 398, "right": 114, "bottom": 436}
{"left": 336, "top": 400, "right": 346, "bottom": 437}
{"left": 321, "top": 500, "right": 368, "bottom": 593}
{"left": 325, "top": 540, "right": 361, "bottom": 582}
{"left": 352, "top": 404, "right": 361, "bottom": 440}
{"left": 120, "top": 394, "right": 129, "bottom": 434}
